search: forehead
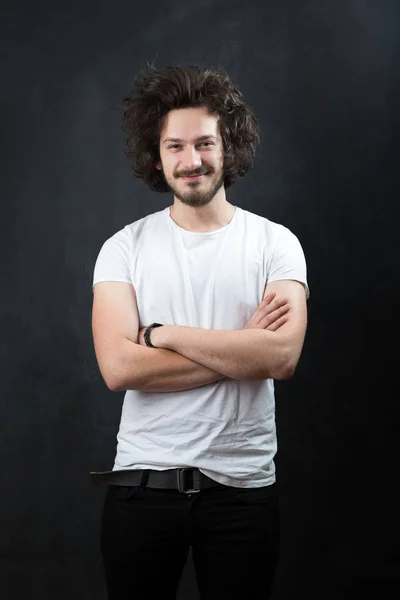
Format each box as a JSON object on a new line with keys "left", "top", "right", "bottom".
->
{"left": 160, "top": 107, "right": 219, "bottom": 141}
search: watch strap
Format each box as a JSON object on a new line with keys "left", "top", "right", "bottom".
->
{"left": 144, "top": 323, "right": 163, "bottom": 348}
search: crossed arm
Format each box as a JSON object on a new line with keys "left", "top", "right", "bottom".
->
{"left": 92, "top": 279, "right": 307, "bottom": 393}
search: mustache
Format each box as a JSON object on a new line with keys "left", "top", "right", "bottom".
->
{"left": 175, "top": 167, "right": 212, "bottom": 178}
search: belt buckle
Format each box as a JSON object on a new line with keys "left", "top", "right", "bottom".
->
{"left": 177, "top": 468, "right": 200, "bottom": 494}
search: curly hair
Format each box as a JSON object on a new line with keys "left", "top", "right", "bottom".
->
{"left": 121, "top": 64, "right": 260, "bottom": 192}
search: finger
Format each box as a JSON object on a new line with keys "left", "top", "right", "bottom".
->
{"left": 260, "top": 305, "right": 290, "bottom": 328}
{"left": 266, "top": 315, "right": 288, "bottom": 331}
{"left": 265, "top": 304, "right": 290, "bottom": 323}
{"left": 251, "top": 292, "right": 277, "bottom": 322}
{"left": 251, "top": 294, "right": 287, "bottom": 326}
{"left": 261, "top": 297, "right": 288, "bottom": 315}
{"left": 262, "top": 291, "right": 276, "bottom": 304}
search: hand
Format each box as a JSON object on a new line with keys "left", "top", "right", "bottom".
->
{"left": 243, "top": 292, "right": 289, "bottom": 331}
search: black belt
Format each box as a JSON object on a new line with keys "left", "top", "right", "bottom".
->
{"left": 90, "top": 467, "right": 221, "bottom": 494}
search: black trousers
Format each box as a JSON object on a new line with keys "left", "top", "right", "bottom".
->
{"left": 100, "top": 478, "right": 279, "bottom": 600}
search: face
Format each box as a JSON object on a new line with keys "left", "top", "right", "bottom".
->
{"left": 157, "top": 106, "right": 225, "bottom": 207}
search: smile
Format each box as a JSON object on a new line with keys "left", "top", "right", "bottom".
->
{"left": 180, "top": 172, "right": 210, "bottom": 181}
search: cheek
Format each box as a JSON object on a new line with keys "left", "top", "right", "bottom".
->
{"left": 160, "top": 159, "right": 173, "bottom": 176}
{"left": 214, "top": 149, "right": 223, "bottom": 167}
{"left": 213, "top": 156, "right": 223, "bottom": 173}
{"left": 205, "top": 152, "right": 222, "bottom": 170}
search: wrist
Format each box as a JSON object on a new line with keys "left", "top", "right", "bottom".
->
{"left": 152, "top": 324, "right": 173, "bottom": 350}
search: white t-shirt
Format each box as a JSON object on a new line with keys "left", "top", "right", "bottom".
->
{"left": 92, "top": 205, "right": 309, "bottom": 488}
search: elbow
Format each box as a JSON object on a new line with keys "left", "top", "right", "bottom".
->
{"left": 104, "top": 372, "right": 124, "bottom": 392}
{"left": 259, "top": 335, "right": 305, "bottom": 381}
{"left": 103, "top": 366, "right": 131, "bottom": 392}
{"left": 270, "top": 339, "right": 302, "bottom": 380}
{"left": 106, "top": 368, "right": 144, "bottom": 392}
{"left": 269, "top": 354, "right": 298, "bottom": 381}
{"left": 273, "top": 354, "right": 299, "bottom": 380}
{"left": 251, "top": 362, "right": 294, "bottom": 381}
{"left": 274, "top": 363, "right": 296, "bottom": 380}
{"left": 96, "top": 340, "right": 143, "bottom": 392}
{"left": 107, "top": 379, "right": 124, "bottom": 392}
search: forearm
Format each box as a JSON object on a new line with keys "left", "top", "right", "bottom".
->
{"left": 114, "top": 339, "right": 226, "bottom": 392}
{"left": 151, "top": 326, "right": 290, "bottom": 380}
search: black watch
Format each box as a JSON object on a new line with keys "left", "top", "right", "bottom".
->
{"left": 144, "top": 323, "right": 163, "bottom": 348}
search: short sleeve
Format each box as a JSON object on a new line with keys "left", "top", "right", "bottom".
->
{"left": 92, "top": 229, "right": 132, "bottom": 292}
{"left": 267, "top": 225, "right": 310, "bottom": 299}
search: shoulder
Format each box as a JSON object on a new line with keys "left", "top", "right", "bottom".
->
{"left": 239, "top": 207, "right": 298, "bottom": 245}
{"left": 100, "top": 207, "right": 168, "bottom": 250}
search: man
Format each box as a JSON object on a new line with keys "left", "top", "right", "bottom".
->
{"left": 91, "top": 64, "right": 309, "bottom": 600}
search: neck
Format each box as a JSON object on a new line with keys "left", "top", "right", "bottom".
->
{"left": 169, "top": 192, "right": 236, "bottom": 233}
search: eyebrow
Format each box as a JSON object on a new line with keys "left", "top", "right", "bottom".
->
{"left": 162, "top": 134, "right": 217, "bottom": 145}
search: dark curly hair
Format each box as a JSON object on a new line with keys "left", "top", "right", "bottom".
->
{"left": 121, "top": 63, "right": 260, "bottom": 192}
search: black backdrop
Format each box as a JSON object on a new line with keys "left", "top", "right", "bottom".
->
{"left": 1, "top": 1, "right": 399, "bottom": 598}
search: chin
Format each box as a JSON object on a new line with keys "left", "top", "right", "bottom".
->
{"left": 178, "top": 196, "right": 213, "bottom": 208}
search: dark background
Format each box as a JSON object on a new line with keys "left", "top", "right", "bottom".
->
{"left": 1, "top": 1, "right": 399, "bottom": 598}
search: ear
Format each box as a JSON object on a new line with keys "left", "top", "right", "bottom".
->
{"left": 156, "top": 161, "right": 161, "bottom": 170}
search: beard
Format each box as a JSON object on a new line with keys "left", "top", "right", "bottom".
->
{"left": 164, "top": 168, "right": 225, "bottom": 207}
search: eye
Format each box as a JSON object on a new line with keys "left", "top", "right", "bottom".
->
{"left": 167, "top": 141, "right": 214, "bottom": 150}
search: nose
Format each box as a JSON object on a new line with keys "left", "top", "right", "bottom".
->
{"left": 181, "top": 145, "right": 202, "bottom": 172}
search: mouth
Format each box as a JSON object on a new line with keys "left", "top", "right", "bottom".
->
{"left": 179, "top": 171, "right": 210, "bottom": 181}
